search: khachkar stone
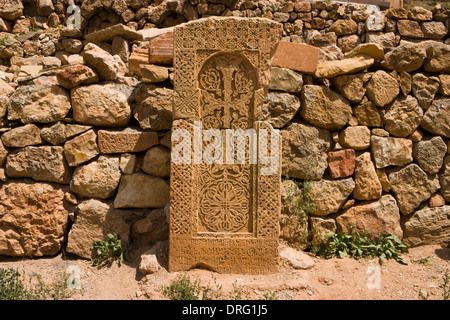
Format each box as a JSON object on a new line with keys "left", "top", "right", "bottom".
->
{"left": 169, "top": 17, "right": 283, "bottom": 274}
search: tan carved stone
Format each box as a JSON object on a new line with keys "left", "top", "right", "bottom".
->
{"left": 169, "top": 17, "right": 282, "bottom": 274}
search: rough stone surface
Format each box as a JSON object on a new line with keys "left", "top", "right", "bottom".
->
{"left": 66, "top": 199, "right": 130, "bottom": 259}
{"left": 281, "top": 122, "right": 332, "bottom": 180}
{"left": 423, "top": 42, "right": 450, "bottom": 73}
{"left": 339, "top": 126, "right": 371, "bottom": 150}
{"left": 142, "top": 146, "right": 171, "bottom": 178}
{"left": 5, "top": 146, "right": 71, "bottom": 184}
{"left": 0, "top": 182, "right": 68, "bottom": 257}
{"left": 70, "top": 155, "right": 121, "bottom": 199}
{"left": 353, "top": 152, "right": 382, "bottom": 201}
{"left": 309, "top": 178, "right": 355, "bottom": 216}
{"left": 71, "top": 84, "right": 131, "bottom": 127}
{"left": 85, "top": 23, "right": 143, "bottom": 43}
{"left": 333, "top": 73, "right": 369, "bottom": 104}
{"left": 420, "top": 98, "right": 450, "bottom": 138}
{"left": 439, "top": 155, "right": 450, "bottom": 202}
{"left": 389, "top": 164, "right": 440, "bottom": 215}
{"left": 314, "top": 55, "right": 374, "bottom": 78}
{"left": 56, "top": 65, "right": 99, "bottom": 90}
{"left": 301, "top": 85, "right": 352, "bottom": 130}
{"left": 8, "top": 84, "right": 71, "bottom": 124}
{"left": 114, "top": 172, "right": 170, "bottom": 209}
{"left": 0, "top": 0, "right": 23, "bottom": 20}
{"left": 439, "top": 74, "right": 450, "bottom": 96}
{"left": 382, "top": 43, "right": 427, "bottom": 72}
{"left": 269, "top": 67, "right": 303, "bottom": 94}
{"left": 371, "top": 136, "right": 413, "bottom": 169}
{"left": 63, "top": 130, "right": 100, "bottom": 167}
{"left": 365, "top": 70, "right": 399, "bottom": 107}
{"left": 336, "top": 195, "right": 403, "bottom": 240}
{"left": 134, "top": 87, "right": 172, "bottom": 130}
{"left": 353, "top": 99, "right": 382, "bottom": 127}
{"left": 83, "top": 43, "right": 127, "bottom": 81}
{"left": 397, "top": 20, "right": 424, "bottom": 38}
{"left": 272, "top": 41, "right": 320, "bottom": 74}
{"left": 383, "top": 95, "right": 423, "bottom": 138}
{"left": 140, "top": 64, "right": 169, "bottom": 83}
{"left": 262, "top": 92, "right": 301, "bottom": 128}
{"left": 139, "top": 251, "right": 161, "bottom": 275}
{"left": 327, "top": 149, "right": 356, "bottom": 179}
{"left": 403, "top": 206, "right": 450, "bottom": 247}
{"left": 411, "top": 73, "right": 440, "bottom": 110}
{"left": 98, "top": 129, "right": 159, "bottom": 154}
{"left": 280, "top": 247, "right": 315, "bottom": 270}
{"left": 412, "top": 136, "right": 447, "bottom": 174}
{"left": 1, "top": 124, "right": 42, "bottom": 147}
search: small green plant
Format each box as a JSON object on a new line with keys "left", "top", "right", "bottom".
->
{"left": 162, "top": 274, "right": 203, "bottom": 300}
{"left": 418, "top": 289, "right": 430, "bottom": 300}
{"left": 261, "top": 291, "right": 278, "bottom": 300}
{"left": 29, "top": 26, "right": 41, "bottom": 32}
{"left": 0, "top": 268, "right": 69, "bottom": 300}
{"left": 91, "top": 233, "right": 129, "bottom": 267}
{"left": 201, "top": 275, "right": 223, "bottom": 300}
{"left": 441, "top": 270, "right": 449, "bottom": 300}
{"left": 317, "top": 226, "right": 409, "bottom": 265}
{"left": 0, "top": 35, "right": 10, "bottom": 46}
{"left": 412, "top": 256, "right": 430, "bottom": 264}
{"left": 284, "top": 176, "right": 321, "bottom": 251}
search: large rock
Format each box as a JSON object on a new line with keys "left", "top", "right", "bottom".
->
{"left": 353, "top": 99, "right": 382, "bottom": 127}
{"left": 85, "top": 23, "right": 143, "bottom": 43}
{"left": 329, "top": 19, "right": 358, "bottom": 36}
{"left": 339, "top": 126, "right": 371, "bottom": 150}
{"left": 300, "top": 85, "right": 352, "bottom": 130}
{"left": 1, "top": 124, "right": 42, "bottom": 147}
{"left": 63, "top": 130, "right": 100, "bottom": 167}
{"left": 383, "top": 95, "right": 423, "bottom": 138}
{"left": 423, "top": 42, "right": 450, "bottom": 73}
{"left": 389, "top": 164, "right": 440, "bottom": 215}
{"left": 114, "top": 172, "right": 170, "bottom": 209}
{"left": 353, "top": 152, "right": 382, "bottom": 201}
{"left": 411, "top": 73, "right": 440, "bottom": 110}
{"left": 327, "top": 149, "right": 356, "bottom": 179}
{"left": 314, "top": 55, "right": 374, "bottom": 78}
{"left": 71, "top": 84, "right": 131, "bottom": 127}
{"left": 421, "top": 22, "right": 448, "bottom": 40}
{"left": 142, "top": 146, "right": 171, "bottom": 178}
{"left": 261, "top": 92, "right": 301, "bottom": 129}
{"left": 403, "top": 206, "right": 450, "bottom": 247}
{"left": 0, "top": 0, "right": 23, "bottom": 20}
{"left": 382, "top": 43, "right": 427, "bottom": 72}
{"left": 365, "top": 70, "right": 399, "bottom": 107}
{"left": 371, "top": 136, "right": 413, "bottom": 169}
{"left": 420, "top": 98, "right": 450, "bottom": 138}
{"left": 280, "top": 247, "right": 315, "bottom": 270}
{"left": 70, "top": 155, "right": 121, "bottom": 199}
{"left": 308, "top": 178, "right": 355, "bottom": 216}
{"left": 281, "top": 122, "right": 332, "bottom": 180}
{"left": 397, "top": 20, "right": 424, "bottom": 38}
{"left": 0, "top": 182, "right": 69, "bottom": 257}
{"left": 8, "top": 84, "right": 71, "bottom": 124}
{"left": 365, "top": 32, "right": 396, "bottom": 48}
{"left": 5, "top": 146, "right": 71, "bottom": 184}
{"left": 66, "top": 199, "right": 130, "bottom": 259}
{"left": 269, "top": 67, "right": 303, "bottom": 94}
{"left": 98, "top": 129, "right": 159, "bottom": 154}
{"left": 83, "top": 43, "right": 127, "bottom": 81}
{"left": 134, "top": 87, "right": 173, "bottom": 130}
{"left": 412, "top": 136, "right": 447, "bottom": 174}
{"left": 440, "top": 155, "right": 450, "bottom": 202}
{"left": 336, "top": 195, "right": 402, "bottom": 240}
{"left": 333, "top": 73, "right": 369, "bottom": 104}
{"left": 56, "top": 65, "right": 99, "bottom": 90}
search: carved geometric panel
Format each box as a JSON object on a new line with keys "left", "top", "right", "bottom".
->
{"left": 169, "top": 17, "right": 282, "bottom": 274}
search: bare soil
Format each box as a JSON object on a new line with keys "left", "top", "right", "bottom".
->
{"left": 0, "top": 243, "right": 449, "bottom": 300}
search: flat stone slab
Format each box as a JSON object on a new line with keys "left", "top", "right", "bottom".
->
{"left": 98, "top": 129, "right": 159, "bottom": 154}
{"left": 272, "top": 41, "right": 320, "bottom": 74}
{"left": 85, "top": 24, "right": 144, "bottom": 43}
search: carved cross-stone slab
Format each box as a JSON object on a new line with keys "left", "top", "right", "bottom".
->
{"left": 169, "top": 17, "right": 282, "bottom": 274}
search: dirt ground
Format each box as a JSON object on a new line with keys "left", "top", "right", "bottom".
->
{"left": 0, "top": 242, "right": 449, "bottom": 300}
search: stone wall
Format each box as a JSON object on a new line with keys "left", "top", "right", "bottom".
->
{"left": 0, "top": 0, "right": 449, "bottom": 259}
